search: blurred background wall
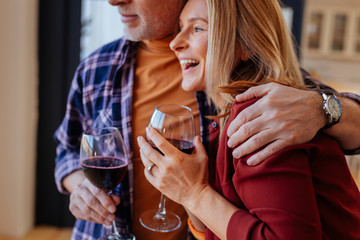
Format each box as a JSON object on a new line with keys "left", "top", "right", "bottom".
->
{"left": 0, "top": 0, "right": 38, "bottom": 237}
{"left": 301, "top": 0, "right": 360, "bottom": 93}
{"left": 0, "top": 0, "right": 359, "bottom": 238}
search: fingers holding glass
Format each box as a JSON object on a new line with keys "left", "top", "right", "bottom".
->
{"left": 79, "top": 127, "right": 134, "bottom": 240}
{"left": 137, "top": 135, "right": 161, "bottom": 175}
{"left": 69, "top": 180, "right": 115, "bottom": 225}
{"left": 139, "top": 104, "right": 195, "bottom": 232}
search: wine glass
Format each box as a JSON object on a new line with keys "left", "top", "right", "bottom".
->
{"left": 80, "top": 127, "right": 135, "bottom": 240}
{"left": 139, "top": 104, "right": 196, "bottom": 232}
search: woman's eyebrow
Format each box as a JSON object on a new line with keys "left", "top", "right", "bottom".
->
{"left": 187, "top": 17, "right": 208, "bottom": 23}
{"left": 178, "top": 17, "right": 208, "bottom": 27}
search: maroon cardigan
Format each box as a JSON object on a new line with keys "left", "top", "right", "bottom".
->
{"left": 206, "top": 99, "right": 360, "bottom": 240}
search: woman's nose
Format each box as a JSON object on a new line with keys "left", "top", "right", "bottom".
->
{"left": 170, "top": 33, "right": 188, "bottom": 53}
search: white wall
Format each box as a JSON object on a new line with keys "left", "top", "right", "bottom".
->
{"left": 0, "top": 0, "right": 38, "bottom": 237}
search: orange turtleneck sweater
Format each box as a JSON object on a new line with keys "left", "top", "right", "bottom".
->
{"left": 131, "top": 37, "right": 200, "bottom": 239}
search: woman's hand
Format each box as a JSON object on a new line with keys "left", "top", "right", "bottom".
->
{"left": 66, "top": 171, "right": 120, "bottom": 225}
{"left": 137, "top": 127, "right": 209, "bottom": 209}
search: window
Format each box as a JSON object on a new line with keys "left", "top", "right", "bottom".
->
{"left": 81, "top": 0, "right": 124, "bottom": 59}
{"left": 331, "top": 14, "right": 347, "bottom": 51}
{"left": 356, "top": 17, "right": 360, "bottom": 53}
{"left": 307, "top": 13, "right": 323, "bottom": 50}
{"left": 282, "top": 7, "right": 294, "bottom": 31}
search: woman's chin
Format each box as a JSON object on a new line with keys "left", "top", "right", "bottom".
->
{"left": 181, "top": 78, "right": 204, "bottom": 92}
{"left": 181, "top": 82, "right": 195, "bottom": 92}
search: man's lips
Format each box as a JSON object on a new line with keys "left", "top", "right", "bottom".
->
{"left": 121, "top": 14, "right": 138, "bottom": 23}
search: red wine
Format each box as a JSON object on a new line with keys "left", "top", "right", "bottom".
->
{"left": 81, "top": 156, "right": 128, "bottom": 192}
{"left": 152, "top": 139, "right": 194, "bottom": 155}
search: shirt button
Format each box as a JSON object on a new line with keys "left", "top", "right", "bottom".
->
{"left": 212, "top": 122, "right": 218, "bottom": 128}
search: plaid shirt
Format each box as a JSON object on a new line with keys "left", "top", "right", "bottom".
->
{"left": 54, "top": 38, "right": 360, "bottom": 240}
{"left": 54, "top": 38, "right": 215, "bottom": 240}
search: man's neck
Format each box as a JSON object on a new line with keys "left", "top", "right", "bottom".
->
{"left": 140, "top": 35, "right": 175, "bottom": 53}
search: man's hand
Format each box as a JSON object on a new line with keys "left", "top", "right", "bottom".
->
{"left": 227, "top": 82, "right": 326, "bottom": 165}
{"left": 64, "top": 170, "right": 120, "bottom": 225}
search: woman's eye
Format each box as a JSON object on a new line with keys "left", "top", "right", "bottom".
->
{"left": 194, "top": 27, "right": 204, "bottom": 32}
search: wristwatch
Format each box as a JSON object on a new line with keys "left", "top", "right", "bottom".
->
{"left": 319, "top": 91, "right": 342, "bottom": 128}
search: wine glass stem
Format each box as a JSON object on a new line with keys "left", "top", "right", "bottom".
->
{"left": 111, "top": 220, "right": 120, "bottom": 237}
{"left": 107, "top": 190, "right": 121, "bottom": 237}
{"left": 156, "top": 194, "right": 167, "bottom": 217}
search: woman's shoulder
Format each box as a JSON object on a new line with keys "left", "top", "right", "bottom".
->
{"left": 229, "top": 98, "right": 260, "bottom": 120}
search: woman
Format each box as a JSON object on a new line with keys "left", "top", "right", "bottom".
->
{"left": 137, "top": 0, "right": 360, "bottom": 239}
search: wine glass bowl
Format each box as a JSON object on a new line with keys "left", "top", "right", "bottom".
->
{"left": 148, "top": 104, "right": 195, "bottom": 143}
{"left": 80, "top": 127, "right": 135, "bottom": 240}
{"left": 81, "top": 156, "right": 127, "bottom": 193}
{"left": 139, "top": 104, "right": 196, "bottom": 232}
{"left": 81, "top": 127, "right": 128, "bottom": 193}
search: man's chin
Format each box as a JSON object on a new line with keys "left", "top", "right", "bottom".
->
{"left": 123, "top": 28, "right": 154, "bottom": 42}
{"left": 123, "top": 32, "right": 142, "bottom": 42}
{"left": 123, "top": 28, "right": 173, "bottom": 42}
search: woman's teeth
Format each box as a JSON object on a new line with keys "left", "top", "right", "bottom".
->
{"left": 180, "top": 59, "right": 200, "bottom": 70}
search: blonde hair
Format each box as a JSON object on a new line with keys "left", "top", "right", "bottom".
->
{"left": 205, "top": 0, "right": 304, "bottom": 110}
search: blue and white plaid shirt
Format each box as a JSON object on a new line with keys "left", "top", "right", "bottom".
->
{"left": 54, "top": 37, "right": 360, "bottom": 240}
{"left": 54, "top": 38, "right": 215, "bottom": 240}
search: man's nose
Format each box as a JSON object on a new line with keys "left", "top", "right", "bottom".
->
{"left": 108, "top": 0, "right": 131, "bottom": 6}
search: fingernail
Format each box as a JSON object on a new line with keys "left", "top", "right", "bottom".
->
{"left": 247, "top": 159, "right": 255, "bottom": 166}
{"left": 109, "top": 206, "right": 116, "bottom": 213}
{"left": 227, "top": 129, "right": 232, "bottom": 137}
{"left": 232, "top": 150, "right": 240, "bottom": 159}
{"left": 137, "top": 136, "right": 142, "bottom": 143}
{"left": 227, "top": 139, "right": 233, "bottom": 148}
{"left": 104, "top": 220, "right": 112, "bottom": 226}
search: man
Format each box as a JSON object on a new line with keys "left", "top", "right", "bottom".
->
{"left": 54, "top": 0, "right": 360, "bottom": 239}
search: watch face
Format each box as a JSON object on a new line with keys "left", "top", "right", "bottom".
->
{"left": 327, "top": 96, "right": 342, "bottom": 118}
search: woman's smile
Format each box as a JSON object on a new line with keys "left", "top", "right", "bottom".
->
{"left": 179, "top": 58, "right": 200, "bottom": 74}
